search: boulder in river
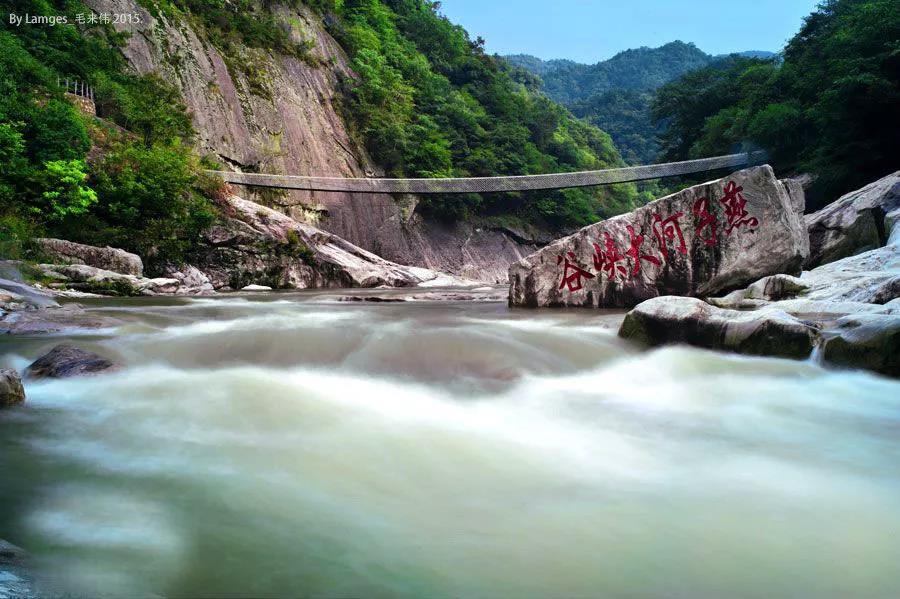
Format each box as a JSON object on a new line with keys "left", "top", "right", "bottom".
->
{"left": 0, "top": 369, "right": 25, "bottom": 408}
{"left": 805, "top": 170, "right": 900, "bottom": 268}
{"left": 35, "top": 237, "right": 144, "bottom": 276}
{"left": 822, "top": 313, "right": 900, "bottom": 377}
{"left": 25, "top": 344, "right": 119, "bottom": 379}
{"left": 509, "top": 166, "right": 809, "bottom": 308}
{"left": 619, "top": 296, "right": 817, "bottom": 359}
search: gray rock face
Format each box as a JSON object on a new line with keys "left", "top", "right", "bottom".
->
{"left": 619, "top": 296, "right": 817, "bottom": 359}
{"left": 82, "top": 0, "right": 535, "bottom": 282}
{"left": 0, "top": 369, "right": 25, "bottom": 408}
{"left": 805, "top": 171, "right": 900, "bottom": 268}
{"left": 162, "top": 264, "right": 215, "bottom": 295}
{"left": 193, "top": 195, "right": 472, "bottom": 290}
{"left": 509, "top": 166, "right": 809, "bottom": 308}
{"left": 34, "top": 238, "right": 143, "bottom": 276}
{"left": 25, "top": 344, "right": 119, "bottom": 379}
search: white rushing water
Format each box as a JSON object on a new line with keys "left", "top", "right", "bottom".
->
{"left": 1, "top": 291, "right": 899, "bottom": 598}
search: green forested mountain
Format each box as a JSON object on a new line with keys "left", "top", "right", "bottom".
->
{"left": 506, "top": 41, "right": 736, "bottom": 164}
{"left": 653, "top": 0, "right": 899, "bottom": 210}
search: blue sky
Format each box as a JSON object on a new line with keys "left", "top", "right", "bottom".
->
{"left": 439, "top": 0, "right": 821, "bottom": 63}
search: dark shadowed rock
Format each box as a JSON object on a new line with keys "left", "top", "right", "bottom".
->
{"left": 805, "top": 171, "right": 900, "bottom": 268}
{"left": 25, "top": 344, "right": 119, "bottom": 379}
{"left": 35, "top": 238, "right": 144, "bottom": 276}
{"left": 619, "top": 296, "right": 817, "bottom": 359}
{"left": 510, "top": 166, "right": 809, "bottom": 308}
{"left": 0, "top": 369, "right": 25, "bottom": 408}
{"left": 822, "top": 314, "right": 900, "bottom": 377}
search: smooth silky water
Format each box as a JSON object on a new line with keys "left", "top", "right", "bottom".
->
{"left": 1, "top": 290, "right": 898, "bottom": 598}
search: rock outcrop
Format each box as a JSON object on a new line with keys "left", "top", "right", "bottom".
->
{"left": 0, "top": 369, "right": 25, "bottom": 408}
{"left": 25, "top": 344, "right": 119, "bottom": 379}
{"left": 34, "top": 238, "right": 143, "bottom": 276}
{"left": 83, "top": 0, "right": 536, "bottom": 282}
{"left": 36, "top": 264, "right": 184, "bottom": 296}
{"left": 192, "top": 195, "right": 471, "bottom": 289}
{"left": 805, "top": 171, "right": 900, "bottom": 268}
{"left": 509, "top": 166, "right": 809, "bottom": 308}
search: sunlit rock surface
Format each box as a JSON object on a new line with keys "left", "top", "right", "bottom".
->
{"left": 509, "top": 166, "right": 808, "bottom": 308}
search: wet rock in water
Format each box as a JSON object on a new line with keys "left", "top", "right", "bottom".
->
{"left": 337, "top": 295, "right": 406, "bottom": 302}
{"left": 0, "top": 369, "right": 25, "bottom": 408}
{"left": 241, "top": 284, "right": 273, "bottom": 291}
{"left": 34, "top": 238, "right": 144, "bottom": 276}
{"left": 25, "top": 344, "right": 119, "bottom": 379}
{"left": 805, "top": 171, "right": 900, "bottom": 268}
{"left": 619, "top": 296, "right": 817, "bottom": 359}
{"left": 0, "top": 303, "right": 121, "bottom": 335}
{"left": 0, "top": 277, "right": 59, "bottom": 309}
{"left": 509, "top": 166, "right": 809, "bottom": 308}
{"left": 822, "top": 313, "right": 900, "bottom": 377}
{"left": 0, "top": 539, "right": 33, "bottom": 598}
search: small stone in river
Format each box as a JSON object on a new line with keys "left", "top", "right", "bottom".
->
{"left": 241, "top": 284, "right": 273, "bottom": 291}
{"left": 0, "top": 369, "right": 25, "bottom": 408}
{"left": 25, "top": 344, "right": 119, "bottom": 379}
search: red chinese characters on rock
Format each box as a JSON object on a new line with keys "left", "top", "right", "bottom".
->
{"left": 557, "top": 252, "right": 595, "bottom": 292}
{"left": 556, "top": 179, "right": 762, "bottom": 292}
{"left": 624, "top": 225, "right": 661, "bottom": 276}
{"left": 592, "top": 233, "right": 628, "bottom": 280}
{"left": 719, "top": 181, "right": 759, "bottom": 234}
{"left": 651, "top": 212, "right": 687, "bottom": 259}
{"left": 692, "top": 197, "right": 718, "bottom": 246}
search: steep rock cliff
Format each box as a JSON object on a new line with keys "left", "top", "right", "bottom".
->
{"left": 85, "top": 0, "right": 536, "bottom": 282}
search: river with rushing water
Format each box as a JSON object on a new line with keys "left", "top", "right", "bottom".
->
{"left": 1, "top": 289, "right": 899, "bottom": 598}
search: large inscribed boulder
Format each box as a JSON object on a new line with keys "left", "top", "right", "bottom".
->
{"left": 509, "top": 166, "right": 809, "bottom": 308}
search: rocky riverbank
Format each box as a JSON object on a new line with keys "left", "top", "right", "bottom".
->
{"left": 617, "top": 171, "right": 900, "bottom": 377}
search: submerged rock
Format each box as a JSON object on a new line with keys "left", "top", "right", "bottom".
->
{"left": 25, "top": 344, "right": 119, "bottom": 379}
{"left": 619, "top": 296, "right": 817, "bottom": 359}
{"left": 34, "top": 238, "right": 144, "bottom": 276}
{"left": 509, "top": 166, "right": 809, "bottom": 308}
{"left": 0, "top": 369, "right": 25, "bottom": 408}
{"left": 805, "top": 170, "right": 900, "bottom": 268}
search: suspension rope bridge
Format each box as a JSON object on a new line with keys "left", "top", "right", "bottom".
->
{"left": 209, "top": 151, "right": 766, "bottom": 195}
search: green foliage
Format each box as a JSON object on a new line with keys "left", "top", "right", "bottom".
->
{"left": 39, "top": 159, "right": 98, "bottom": 220}
{"left": 76, "top": 141, "right": 215, "bottom": 266}
{"left": 0, "top": 0, "right": 217, "bottom": 268}
{"left": 570, "top": 89, "right": 662, "bottom": 164}
{"left": 327, "top": 0, "right": 637, "bottom": 227}
{"left": 652, "top": 0, "right": 900, "bottom": 209}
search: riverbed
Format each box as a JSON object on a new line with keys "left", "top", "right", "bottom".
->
{"left": 2, "top": 289, "right": 899, "bottom": 597}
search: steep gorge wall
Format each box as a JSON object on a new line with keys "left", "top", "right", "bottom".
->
{"left": 84, "top": 0, "right": 538, "bottom": 281}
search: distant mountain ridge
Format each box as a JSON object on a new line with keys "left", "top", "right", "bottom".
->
{"left": 505, "top": 42, "right": 775, "bottom": 104}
